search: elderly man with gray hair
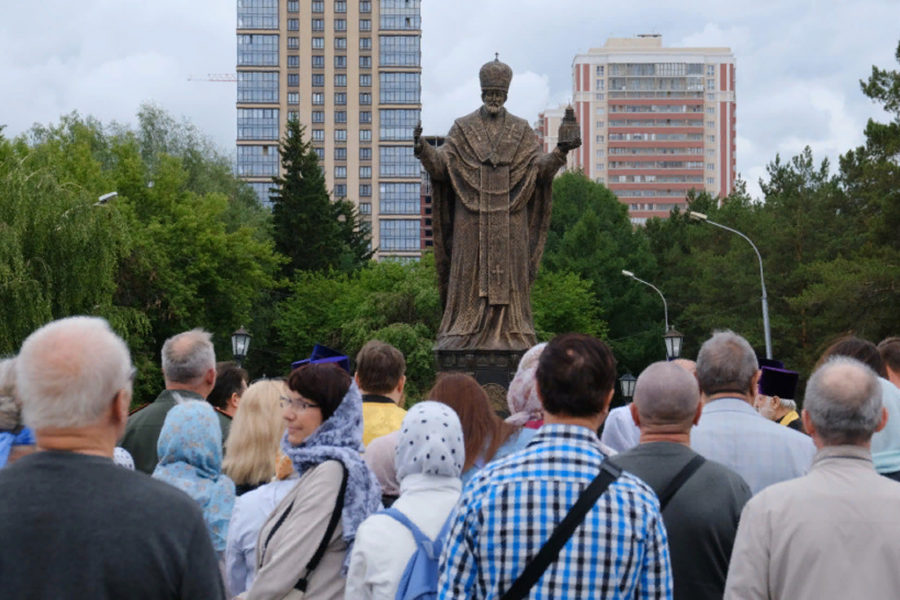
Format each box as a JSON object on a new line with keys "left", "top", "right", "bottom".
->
{"left": 614, "top": 361, "right": 750, "bottom": 600}
{"left": 122, "top": 328, "right": 217, "bottom": 473}
{"left": 0, "top": 317, "right": 223, "bottom": 598}
{"left": 725, "top": 356, "right": 900, "bottom": 599}
{"left": 691, "top": 330, "right": 815, "bottom": 494}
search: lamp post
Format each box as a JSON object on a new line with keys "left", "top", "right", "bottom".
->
{"left": 621, "top": 270, "right": 684, "bottom": 359}
{"left": 231, "top": 326, "right": 252, "bottom": 367}
{"left": 619, "top": 373, "right": 637, "bottom": 402}
{"left": 686, "top": 210, "right": 773, "bottom": 359}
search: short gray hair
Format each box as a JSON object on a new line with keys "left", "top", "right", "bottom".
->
{"left": 16, "top": 317, "right": 132, "bottom": 430}
{"left": 161, "top": 329, "right": 215, "bottom": 384}
{"left": 805, "top": 356, "right": 882, "bottom": 445}
{"left": 633, "top": 361, "right": 699, "bottom": 428}
{"left": 696, "top": 330, "right": 759, "bottom": 396}
{"left": 0, "top": 357, "right": 21, "bottom": 431}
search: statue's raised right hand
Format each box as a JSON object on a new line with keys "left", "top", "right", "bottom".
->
{"left": 413, "top": 121, "right": 424, "bottom": 155}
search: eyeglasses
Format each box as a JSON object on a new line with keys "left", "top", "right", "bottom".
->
{"left": 280, "top": 395, "right": 320, "bottom": 412}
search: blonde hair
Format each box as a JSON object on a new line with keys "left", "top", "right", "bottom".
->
{"left": 223, "top": 379, "right": 286, "bottom": 486}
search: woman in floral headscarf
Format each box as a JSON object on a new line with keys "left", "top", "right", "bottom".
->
{"left": 505, "top": 342, "right": 547, "bottom": 428}
{"left": 153, "top": 401, "right": 236, "bottom": 557}
{"left": 346, "top": 401, "right": 465, "bottom": 600}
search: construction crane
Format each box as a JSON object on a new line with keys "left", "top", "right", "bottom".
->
{"left": 187, "top": 73, "right": 237, "bottom": 82}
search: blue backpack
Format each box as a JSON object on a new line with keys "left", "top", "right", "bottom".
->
{"left": 381, "top": 507, "right": 453, "bottom": 600}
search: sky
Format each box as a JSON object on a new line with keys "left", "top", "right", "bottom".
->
{"left": 1, "top": 0, "right": 898, "bottom": 200}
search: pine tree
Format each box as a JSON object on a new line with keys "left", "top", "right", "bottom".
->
{"left": 271, "top": 117, "right": 372, "bottom": 275}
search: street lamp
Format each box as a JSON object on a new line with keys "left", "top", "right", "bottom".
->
{"left": 621, "top": 270, "right": 683, "bottom": 359}
{"left": 231, "top": 326, "right": 252, "bottom": 367}
{"left": 619, "top": 373, "right": 637, "bottom": 402}
{"left": 686, "top": 210, "right": 773, "bottom": 359}
{"left": 95, "top": 191, "right": 118, "bottom": 205}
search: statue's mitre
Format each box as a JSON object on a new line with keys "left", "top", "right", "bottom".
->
{"left": 479, "top": 56, "right": 512, "bottom": 92}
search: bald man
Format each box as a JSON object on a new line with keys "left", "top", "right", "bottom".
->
{"left": 614, "top": 361, "right": 751, "bottom": 600}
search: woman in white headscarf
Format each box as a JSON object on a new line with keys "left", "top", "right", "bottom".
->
{"left": 505, "top": 342, "right": 547, "bottom": 428}
{"left": 345, "top": 401, "right": 464, "bottom": 600}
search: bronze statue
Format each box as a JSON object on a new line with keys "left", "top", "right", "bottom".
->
{"left": 414, "top": 56, "right": 581, "bottom": 351}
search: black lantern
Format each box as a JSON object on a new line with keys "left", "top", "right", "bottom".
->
{"left": 664, "top": 328, "right": 684, "bottom": 360}
{"left": 231, "top": 326, "right": 252, "bottom": 367}
{"left": 619, "top": 373, "right": 637, "bottom": 402}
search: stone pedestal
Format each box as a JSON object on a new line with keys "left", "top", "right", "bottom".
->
{"left": 434, "top": 348, "right": 526, "bottom": 417}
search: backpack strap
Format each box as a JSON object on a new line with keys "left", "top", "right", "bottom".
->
{"left": 657, "top": 454, "right": 705, "bottom": 512}
{"left": 500, "top": 459, "right": 622, "bottom": 600}
{"left": 294, "top": 462, "right": 349, "bottom": 593}
{"left": 381, "top": 507, "right": 440, "bottom": 560}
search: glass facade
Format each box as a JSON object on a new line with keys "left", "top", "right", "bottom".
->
{"left": 237, "top": 108, "right": 279, "bottom": 140}
{"left": 379, "top": 146, "right": 418, "bottom": 177}
{"left": 247, "top": 182, "right": 276, "bottom": 205}
{"left": 237, "top": 0, "right": 278, "bottom": 29}
{"left": 379, "top": 219, "right": 420, "bottom": 251}
{"left": 237, "top": 71, "right": 278, "bottom": 103}
{"left": 379, "top": 109, "right": 419, "bottom": 141}
{"left": 379, "top": 35, "right": 420, "bottom": 66}
{"left": 379, "top": 72, "right": 420, "bottom": 104}
{"left": 379, "top": 183, "right": 420, "bottom": 214}
{"left": 237, "top": 34, "right": 279, "bottom": 66}
{"left": 236, "top": 145, "right": 279, "bottom": 177}
{"left": 380, "top": 0, "right": 421, "bottom": 30}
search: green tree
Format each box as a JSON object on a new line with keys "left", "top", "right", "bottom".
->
{"left": 271, "top": 117, "right": 371, "bottom": 276}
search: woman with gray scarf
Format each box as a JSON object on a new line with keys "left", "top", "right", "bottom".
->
{"left": 245, "top": 363, "right": 381, "bottom": 600}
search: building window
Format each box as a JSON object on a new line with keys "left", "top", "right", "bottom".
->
{"left": 379, "top": 145, "right": 418, "bottom": 177}
{"left": 334, "top": 110, "right": 347, "bottom": 123}
{"left": 334, "top": 184, "right": 347, "bottom": 197}
{"left": 312, "top": 18, "right": 324, "bottom": 31}
{"left": 237, "top": 0, "right": 279, "bottom": 29}
{"left": 707, "top": 93, "right": 715, "bottom": 100}
{"left": 380, "top": 109, "right": 420, "bottom": 141}
{"left": 335, "top": 129, "right": 347, "bottom": 141}
{"left": 287, "top": 73, "right": 299, "bottom": 87}
{"left": 335, "top": 166, "right": 347, "bottom": 178}
{"left": 359, "top": 110, "right": 372, "bottom": 123}
{"left": 359, "top": 92, "right": 372, "bottom": 105}
{"left": 335, "top": 74, "right": 347, "bottom": 87}
{"left": 335, "top": 92, "right": 347, "bottom": 105}
{"left": 360, "top": 55, "right": 372, "bottom": 68}
{"left": 334, "top": 19, "right": 346, "bottom": 31}
{"left": 288, "top": 110, "right": 298, "bottom": 120}
{"left": 288, "top": 36, "right": 299, "bottom": 49}
{"left": 379, "top": 219, "right": 420, "bottom": 250}
{"left": 360, "top": 147, "right": 372, "bottom": 160}
{"left": 237, "top": 34, "right": 279, "bottom": 66}
{"left": 334, "top": 55, "right": 347, "bottom": 68}
{"left": 335, "top": 1, "right": 347, "bottom": 13}
{"left": 707, "top": 163, "right": 715, "bottom": 170}
{"left": 312, "top": 111, "right": 324, "bottom": 123}
{"left": 286, "top": 92, "right": 299, "bottom": 104}
{"left": 360, "top": 37, "right": 372, "bottom": 50}
{"left": 360, "top": 166, "right": 372, "bottom": 178}
{"left": 360, "top": 129, "right": 372, "bottom": 141}
{"left": 707, "top": 79, "right": 715, "bottom": 89}
{"left": 707, "top": 107, "right": 715, "bottom": 114}
{"left": 379, "top": 72, "right": 420, "bottom": 103}
{"left": 312, "top": 92, "right": 324, "bottom": 105}
{"left": 595, "top": 92, "right": 604, "bottom": 100}
{"left": 360, "top": 19, "right": 371, "bottom": 31}
{"left": 312, "top": 37, "right": 324, "bottom": 49}
{"left": 312, "top": 73, "right": 325, "bottom": 86}
{"left": 335, "top": 147, "right": 347, "bottom": 160}
{"left": 360, "top": 186, "right": 372, "bottom": 199}
{"left": 380, "top": 0, "right": 421, "bottom": 30}
{"left": 287, "top": 18, "right": 299, "bottom": 31}
{"left": 707, "top": 64, "right": 716, "bottom": 76}
{"left": 379, "top": 35, "right": 420, "bottom": 66}
{"left": 236, "top": 144, "right": 279, "bottom": 177}
{"left": 287, "top": 55, "right": 299, "bottom": 67}
{"left": 312, "top": 55, "right": 325, "bottom": 68}
{"left": 360, "top": 74, "right": 372, "bottom": 87}
{"left": 314, "top": 147, "right": 325, "bottom": 160}
{"left": 334, "top": 37, "right": 346, "bottom": 49}
{"left": 287, "top": 0, "right": 299, "bottom": 12}
{"left": 360, "top": 1, "right": 371, "bottom": 12}
{"left": 707, "top": 120, "right": 715, "bottom": 128}
{"left": 237, "top": 71, "right": 278, "bottom": 103}
{"left": 707, "top": 177, "right": 715, "bottom": 184}
{"left": 237, "top": 108, "right": 279, "bottom": 141}
{"left": 596, "top": 65, "right": 604, "bottom": 75}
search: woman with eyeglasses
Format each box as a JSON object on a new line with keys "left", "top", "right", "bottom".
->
{"left": 244, "top": 363, "right": 381, "bottom": 600}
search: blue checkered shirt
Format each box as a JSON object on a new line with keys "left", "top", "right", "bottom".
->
{"left": 438, "top": 424, "right": 672, "bottom": 599}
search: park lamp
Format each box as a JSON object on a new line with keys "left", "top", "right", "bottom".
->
{"left": 95, "top": 191, "right": 118, "bottom": 206}
{"left": 619, "top": 373, "right": 637, "bottom": 402}
{"left": 231, "top": 326, "right": 252, "bottom": 367}
{"left": 663, "top": 328, "right": 684, "bottom": 360}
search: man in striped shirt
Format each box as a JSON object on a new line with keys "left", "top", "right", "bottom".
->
{"left": 439, "top": 333, "right": 673, "bottom": 599}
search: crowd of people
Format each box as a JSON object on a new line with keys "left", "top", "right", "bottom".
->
{"left": 1, "top": 315, "right": 900, "bottom": 599}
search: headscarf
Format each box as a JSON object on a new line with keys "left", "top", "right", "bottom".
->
{"left": 153, "top": 401, "right": 236, "bottom": 553}
{"left": 113, "top": 447, "right": 135, "bottom": 470}
{"left": 395, "top": 401, "right": 464, "bottom": 481}
{"left": 280, "top": 382, "right": 381, "bottom": 572}
{"left": 506, "top": 343, "right": 547, "bottom": 426}
{"left": 364, "top": 430, "right": 401, "bottom": 497}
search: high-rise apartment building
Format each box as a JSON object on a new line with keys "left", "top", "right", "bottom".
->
{"left": 553, "top": 35, "right": 735, "bottom": 224}
{"left": 236, "top": 0, "right": 422, "bottom": 258}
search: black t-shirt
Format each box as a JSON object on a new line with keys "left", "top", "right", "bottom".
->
{"left": 0, "top": 451, "right": 224, "bottom": 599}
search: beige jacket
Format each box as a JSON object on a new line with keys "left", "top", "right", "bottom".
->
{"left": 725, "top": 445, "right": 900, "bottom": 600}
{"left": 247, "top": 460, "right": 346, "bottom": 600}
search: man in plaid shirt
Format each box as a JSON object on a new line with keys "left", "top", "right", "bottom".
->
{"left": 438, "top": 334, "right": 673, "bottom": 599}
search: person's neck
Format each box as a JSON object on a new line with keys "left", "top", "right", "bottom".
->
{"left": 704, "top": 391, "right": 752, "bottom": 405}
{"left": 639, "top": 429, "right": 691, "bottom": 446}
{"left": 165, "top": 382, "right": 207, "bottom": 398}
{"left": 365, "top": 390, "right": 403, "bottom": 406}
{"left": 543, "top": 411, "right": 605, "bottom": 432}
{"left": 480, "top": 106, "right": 505, "bottom": 120}
{"left": 35, "top": 425, "right": 116, "bottom": 458}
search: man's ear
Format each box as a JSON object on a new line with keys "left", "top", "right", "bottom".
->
{"left": 111, "top": 389, "right": 130, "bottom": 426}
{"left": 396, "top": 375, "right": 406, "bottom": 395}
{"left": 354, "top": 373, "right": 361, "bottom": 388}
{"left": 801, "top": 409, "right": 816, "bottom": 437}
{"left": 691, "top": 400, "right": 703, "bottom": 426}
{"left": 205, "top": 368, "right": 216, "bottom": 388}
{"left": 228, "top": 392, "right": 241, "bottom": 412}
{"left": 749, "top": 369, "right": 762, "bottom": 398}
{"left": 875, "top": 406, "right": 889, "bottom": 433}
{"left": 601, "top": 388, "right": 614, "bottom": 414}
{"left": 629, "top": 402, "right": 641, "bottom": 427}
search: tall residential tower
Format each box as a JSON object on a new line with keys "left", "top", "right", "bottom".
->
{"left": 542, "top": 35, "right": 736, "bottom": 224}
{"left": 236, "top": 0, "right": 422, "bottom": 258}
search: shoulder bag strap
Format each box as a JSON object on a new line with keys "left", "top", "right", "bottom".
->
{"left": 381, "top": 507, "right": 431, "bottom": 547}
{"left": 500, "top": 459, "right": 622, "bottom": 600}
{"left": 294, "top": 462, "right": 349, "bottom": 593}
{"left": 657, "top": 454, "right": 705, "bottom": 512}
